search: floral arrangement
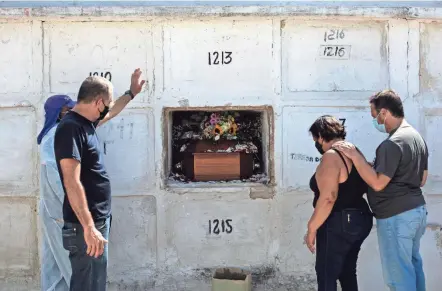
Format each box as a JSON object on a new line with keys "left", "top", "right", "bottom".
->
{"left": 201, "top": 112, "right": 239, "bottom": 141}
{"left": 172, "top": 111, "right": 261, "bottom": 143}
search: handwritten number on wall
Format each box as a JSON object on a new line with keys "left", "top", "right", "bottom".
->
{"left": 322, "top": 29, "right": 348, "bottom": 59}
{"left": 209, "top": 219, "right": 233, "bottom": 235}
{"left": 323, "top": 46, "right": 346, "bottom": 58}
{"left": 89, "top": 72, "right": 112, "bottom": 82}
{"left": 208, "top": 51, "right": 232, "bottom": 65}
{"left": 324, "top": 29, "right": 345, "bottom": 42}
{"left": 339, "top": 118, "right": 346, "bottom": 125}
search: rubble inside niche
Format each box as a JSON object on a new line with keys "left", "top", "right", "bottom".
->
{"left": 179, "top": 141, "right": 258, "bottom": 154}
{"left": 169, "top": 172, "right": 191, "bottom": 183}
{"left": 168, "top": 173, "right": 269, "bottom": 184}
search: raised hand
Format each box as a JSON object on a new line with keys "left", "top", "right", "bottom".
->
{"left": 129, "top": 68, "right": 146, "bottom": 97}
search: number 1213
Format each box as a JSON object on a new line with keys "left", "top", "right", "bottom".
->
{"left": 208, "top": 51, "right": 232, "bottom": 65}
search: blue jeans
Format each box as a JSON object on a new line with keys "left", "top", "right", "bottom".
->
{"left": 377, "top": 205, "right": 427, "bottom": 291}
{"left": 62, "top": 217, "right": 110, "bottom": 291}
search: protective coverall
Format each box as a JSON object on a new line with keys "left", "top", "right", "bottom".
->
{"left": 39, "top": 125, "right": 71, "bottom": 291}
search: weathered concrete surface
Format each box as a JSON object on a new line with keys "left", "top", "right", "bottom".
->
{"left": 1, "top": 5, "right": 442, "bottom": 291}
{"left": 0, "top": 197, "right": 38, "bottom": 279}
{"left": 164, "top": 194, "right": 273, "bottom": 268}
{"left": 0, "top": 22, "right": 34, "bottom": 94}
{"left": 163, "top": 19, "right": 275, "bottom": 101}
{"left": 108, "top": 196, "right": 157, "bottom": 285}
{"left": 43, "top": 21, "right": 154, "bottom": 100}
{"left": 0, "top": 278, "right": 39, "bottom": 291}
{"left": 0, "top": 107, "right": 37, "bottom": 196}
{"left": 4, "top": 1, "right": 442, "bottom": 20}
{"left": 96, "top": 109, "right": 156, "bottom": 195}
{"left": 283, "top": 20, "right": 388, "bottom": 93}
{"left": 0, "top": 20, "right": 42, "bottom": 107}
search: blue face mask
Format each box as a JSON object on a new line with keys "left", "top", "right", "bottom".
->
{"left": 372, "top": 112, "right": 387, "bottom": 133}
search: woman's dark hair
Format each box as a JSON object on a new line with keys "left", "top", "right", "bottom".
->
{"left": 369, "top": 89, "right": 404, "bottom": 118}
{"left": 309, "top": 115, "right": 346, "bottom": 142}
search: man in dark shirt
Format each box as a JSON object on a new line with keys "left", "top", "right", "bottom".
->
{"left": 54, "top": 68, "right": 146, "bottom": 291}
{"left": 334, "top": 90, "right": 428, "bottom": 291}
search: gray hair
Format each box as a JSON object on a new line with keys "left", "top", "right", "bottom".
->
{"left": 77, "top": 76, "right": 113, "bottom": 103}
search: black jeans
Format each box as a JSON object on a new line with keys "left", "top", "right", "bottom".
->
{"left": 315, "top": 209, "right": 373, "bottom": 291}
{"left": 62, "top": 217, "right": 111, "bottom": 291}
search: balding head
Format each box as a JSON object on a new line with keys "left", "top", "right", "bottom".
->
{"left": 77, "top": 76, "right": 113, "bottom": 104}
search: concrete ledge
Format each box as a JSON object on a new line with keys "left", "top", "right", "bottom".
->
{"left": 2, "top": 2, "right": 442, "bottom": 20}
{"left": 108, "top": 267, "right": 316, "bottom": 291}
{"left": 0, "top": 277, "right": 38, "bottom": 291}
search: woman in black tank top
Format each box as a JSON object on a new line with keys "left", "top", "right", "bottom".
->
{"left": 305, "top": 115, "right": 373, "bottom": 291}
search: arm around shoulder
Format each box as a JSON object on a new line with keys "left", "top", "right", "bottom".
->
{"left": 351, "top": 141, "right": 397, "bottom": 192}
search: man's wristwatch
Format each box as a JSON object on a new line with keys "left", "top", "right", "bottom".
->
{"left": 125, "top": 90, "right": 135, "bottom": 100}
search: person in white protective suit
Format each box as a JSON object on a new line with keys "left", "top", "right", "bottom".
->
{"left": 37, "top": 95, "right": 76, "bottom": 291}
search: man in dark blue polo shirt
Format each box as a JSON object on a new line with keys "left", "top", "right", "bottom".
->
{"left": 54, "top": 69, "right": 146, "bottom": 291}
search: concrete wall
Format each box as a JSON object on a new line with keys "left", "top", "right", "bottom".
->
{"left": 1, "top": 3, "right": 442, "bottom": 291}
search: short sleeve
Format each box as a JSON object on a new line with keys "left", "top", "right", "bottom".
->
{"left": 54, "top": 122, "right": 83, "bottom": 163}
{"left": 374, "top": 140, "right": 402, "bottom": 178}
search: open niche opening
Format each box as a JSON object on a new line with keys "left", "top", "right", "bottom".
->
{"left": 166, "top": 108, "right": 271, "bottom": 185}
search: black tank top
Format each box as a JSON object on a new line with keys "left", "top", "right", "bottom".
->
{"left": 310, "top": 150, "right": 370, "bottom": 212}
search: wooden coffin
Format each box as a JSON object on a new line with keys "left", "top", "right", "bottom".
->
{"left": 181, "top": 140, "right": 254, "bottom": 182}
{"left": 184, "top": 152, "right": 253, "bottom": 182}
